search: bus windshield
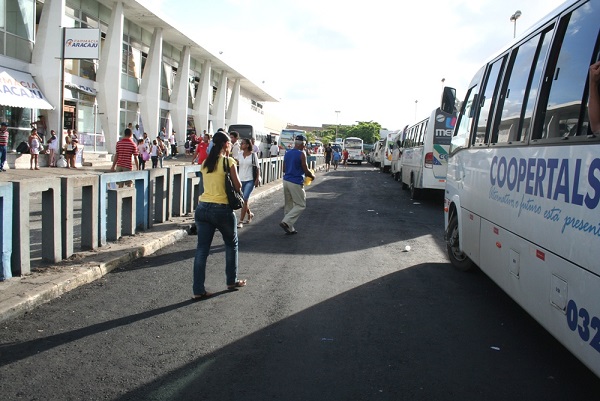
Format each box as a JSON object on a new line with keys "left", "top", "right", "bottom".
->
{"left": 344, "top": 138, "right": 362, "bottom": 149}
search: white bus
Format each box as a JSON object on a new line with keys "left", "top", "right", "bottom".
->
{"left": 228, "top": 124, "right": 278, "bottom": 158}
{"left": 444, "top": 0, "right": 600, "bottom": 378}
{"left": 280, "top": 128, "right": 306, "bottom": 151}
{"left": 400, "top": 102, "right": 456, "bottom": 199}
{"left": 343, "top": 136, "right": 364, "bottom": 164}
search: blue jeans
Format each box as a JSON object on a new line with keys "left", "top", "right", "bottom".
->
{"left": 0, "top": 145, "right": 6, "bottom": 169}
{"left": 241, "top": 180, "right": 254, "bottom": 200}
{"left": 193, "top": 201, "right": 239, "bottom": 295}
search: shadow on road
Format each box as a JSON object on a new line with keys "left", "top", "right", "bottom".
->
{"left": 111, "top": 263, "right": 600, "bottom": 401}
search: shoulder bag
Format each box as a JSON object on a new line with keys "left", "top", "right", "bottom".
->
{"left": 223, "top": 158, "right": 244, "bottom": 210}
{"left": 252, "top": 153, "right": 261, "bottom": 187}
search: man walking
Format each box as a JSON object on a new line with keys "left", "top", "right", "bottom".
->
{"left": 229, "top": 130, "right": 240, "bottom": 161}
{"left": 279, "top": 135, "right": 315, "bottom": 235}
{"left": 111, "top": 128, "right": 139, "bottom": 174}
{"left": 0, "top": 122, "right": 8, "bottom": 172}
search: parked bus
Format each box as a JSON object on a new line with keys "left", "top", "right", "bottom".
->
{"left": 444, "top": 0, "right": 600, "bottom": 378}
{"left": 399, "top": 100, "right": 456, "bottom": 199}
{"left": 280, "top": 128, "right": 306, "bottom": 151}
{"left": 228, "top": 124, "right": 277, "bottom": 158}
{"left": 343, "top": 136, "right": 365, "bottom": 164}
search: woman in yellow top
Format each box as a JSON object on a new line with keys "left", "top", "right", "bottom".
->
{"left": 192, "top": 131, "right": 246, "bottom": 300}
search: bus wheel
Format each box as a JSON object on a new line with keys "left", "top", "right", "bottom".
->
{"left": 446, "top": 215, "right": 474, "bottom": 271}
{"left": 409, "top": 177, "right": 420, "bottom": 199}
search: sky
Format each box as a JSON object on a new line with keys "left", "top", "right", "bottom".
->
{"left": 148, "top": 0, "right": 566, "bottom": 130}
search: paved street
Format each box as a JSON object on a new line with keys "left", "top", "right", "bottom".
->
{"left": 0, "top": 165, "right": 598, "bottom": 400}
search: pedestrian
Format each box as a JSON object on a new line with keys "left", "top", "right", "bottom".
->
{"left": 229, "top": 130, "right": 240, "bottom": 161}
{"left": 279, "top": 134, "right": 315, "bottom": 235}
{"left": 237, "top": 138, "right": 261, "bottom": 228}
{"left": 342, "top": 149, "right": 349, "bottom": 168}
{"left": 332, "top": 148, "right": 341, "bottom": 170}
{"left": 150, "top": 139, "right": 159, "bottom": 168}
{"left": 324, "top": 143, "right": 333, "bottom": 172}
{"left": 137, "top": 138, "right": 149, "bottom": 170}
{"left": 184, "top": 135, "right": 191, "bottom": 156}
{"left": 64, "top": 129, "right": 78, "bottom": 168}
{"left": 31, "top": 115, "right": 46, "bottom": 140}
{"left": 157, "top": 137, "right": 167, "bottom": 167}
{"left": 158, "top": 126, "right": 167, "bottom": 141}
{"left": 133, "top": 123, "right": 142, "bottom": 142}
{"left": 28, "top": 128, "right": 43, "bottom": 170}
{"left": 192, "top": 132, "right": 209, "bottom": 165}
{"left": 110, "top": 128, "right": 139, "bottom": 182}
{"left": 270, "top": 141, "right": 279, "bottom": 157}
{"left": 169, "top": 130, "right": 178, "bottom": 159}
{"left": 127, "top": 123, "right": 138, "bottom": 142}
{"left": 192, "top": 131, "right": 246, "bottom": 300}
{"left": 47, "top": 130, "right": 59, "bottom": 167}
{"left": 0, "top": 122, "right": 8, "bottom": 172}
{"left": 251, "top": 137, "right": 260, "bottom": 155}
{"left": 142, "top": 132, "right": 151, "bottom": 147}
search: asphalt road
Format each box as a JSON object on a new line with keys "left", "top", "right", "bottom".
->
{"left": 1, "top": 164, "right": 599, "bottom": 400}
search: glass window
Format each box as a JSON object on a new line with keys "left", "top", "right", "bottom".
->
{"left": 6, "top": 0, "right": 34, "bottom": 41}
{"left": 538, "top": 2, "right": 600, "bottom": 140}
{"left": 451, "top": 85, "right": 478, "bottom": 154}
{"left": 474, "top": 56, "right": 506, "bottom": 145}
{"left": 520, "top": 28, "right": 553, "bottom": 142}
{"left": 492, "top": 33, "right": 550, "bottom": 143}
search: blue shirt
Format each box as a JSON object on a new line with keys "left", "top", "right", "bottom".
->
{"left": 283, "top": 149, "right": 305, "bottom": 185}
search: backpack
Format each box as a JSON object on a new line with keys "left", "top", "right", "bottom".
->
{"left": 16, "top": 141, "right": 30, "bottom": 154}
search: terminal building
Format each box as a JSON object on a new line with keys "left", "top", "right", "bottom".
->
{"left": 0, "top": 0, "right": 278, "bottom": 157}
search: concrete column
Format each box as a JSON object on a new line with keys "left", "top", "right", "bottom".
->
{"left": 193, "top": 59, "right": 211, "bottom": 134}
{"left": 213, "top": 71, "right": 228, "bottom": 130}
{"left": 171, "top": 46, "right": 191, "bottom": 138}
{"left": 96, "top": 1, "right": 124, "bottom": 154}
{"left": 30, "top": 0, "right": 64, "bottom": 138}
{"left": 139, "top": 28, "right": 163, "bottom": 138}
{"left": 226, "top": 78, "right": 241, "bottom": 125}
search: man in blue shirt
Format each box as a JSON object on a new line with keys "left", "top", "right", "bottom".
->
{"left": 279, "top": 135, "right": 316, "bottom": 235}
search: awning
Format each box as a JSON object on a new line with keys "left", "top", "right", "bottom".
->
{"left": 0, "top": 68, "right": 54, "bottom": 109}
{"left": 65, "top": 82, "right": 96, "bottom": 96}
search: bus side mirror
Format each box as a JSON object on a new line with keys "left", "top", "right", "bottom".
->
{"left": 441, "top": 86, "right": 456, "bottom": 114}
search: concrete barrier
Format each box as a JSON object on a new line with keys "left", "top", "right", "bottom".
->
{"left": 12, "top": 178, "right": 62, "bottom": 275}
{"left": 107, "top": 187, "right": 136, "bottom": 241}
{"left": 60, "top": 175, "right": 99, "bottom": 258}
{"left": 0, "top": 182, "right": 13, "bottom": 280}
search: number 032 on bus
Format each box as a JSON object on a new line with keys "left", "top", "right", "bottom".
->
{"left": 444, "top": 0, "right": 600, "bottom": 377}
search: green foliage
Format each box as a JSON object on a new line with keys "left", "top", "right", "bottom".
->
{"left": 346, "top": 121, "right": 381, "bottom": 144}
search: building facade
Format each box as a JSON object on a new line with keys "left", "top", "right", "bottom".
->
{"left": 0, "top": 0, "right": 276, "bottom": 154}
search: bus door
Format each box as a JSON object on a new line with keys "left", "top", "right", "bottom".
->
{"left": 431, "top": 109, "right": 455, "bottom": 179}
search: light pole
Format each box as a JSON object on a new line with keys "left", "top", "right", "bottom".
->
{"left": 335, "top": 110, "right": 340, "bottom": 143}
{"left": 414, "top": 100, "right": 418, "bottom": 121}
{"left": 510, "top": 10, "right": 522, "bottom": 39}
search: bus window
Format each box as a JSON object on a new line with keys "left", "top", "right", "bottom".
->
{"left": 474, "top": 57, "right": 506, "bottom": 145}
{"left": 451, "top": 85, "right": 478, "bottom": 154}
{"left": 520, "top": 28, "right": 554, "bottom": 142}
{"left": 494, "top": 34, "right": 543, "bottom": 144}
{"left": 536, "top": 2, "right": 600, "bottom": 140}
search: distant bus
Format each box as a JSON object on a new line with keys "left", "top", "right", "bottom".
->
{"left": 280, "top": 129, "right": 306, "bottom": 151}
{"left": 228, "top": 124, "right": 278, "bottom": 158}
{"left": 343, "top": 137, "right": 364, "bottom": 164}
{"left": 399, "top": 102, "right": 456, "bottom": 199}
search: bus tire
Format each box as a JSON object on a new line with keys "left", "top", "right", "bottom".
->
{"left": 446, "top": 215, "right": 474, "bottom": 271}
{"left": 409, "top": 176, "right": 421, "bottom": 199}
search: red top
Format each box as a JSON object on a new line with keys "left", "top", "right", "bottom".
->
{"left": 0, "top": 129, "right": 8, "bottom": 146}
{"left": 115, "top": 138, "right": 138, "bottom": 170}
{"left": 195, "top": 141, "right": 209, "bottom": 164}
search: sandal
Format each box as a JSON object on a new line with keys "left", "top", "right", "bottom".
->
{"left": 227, "top": 280, "right": 247, "bottom": 290}
{"left": 191, "top": 292, "right": 212, "bottom": 301}
{"left": 237, "top": 222, "right": 243, "bottom": 229}
{"left": 248, "top": 212, "right": 255, "bottom": 223}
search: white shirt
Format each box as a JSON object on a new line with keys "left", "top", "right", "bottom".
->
{"left": 270, "top": 144, "right": 279, "bottom": 156}
{"left": 238, "top": 152, "right": 255, "bottom": 182}
{"left": 231, "top": 141, "right": 240, "bottom": 160}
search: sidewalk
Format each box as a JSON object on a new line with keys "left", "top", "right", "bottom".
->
{"left": 0, "top": 155, "right": 283, "bottom": 323}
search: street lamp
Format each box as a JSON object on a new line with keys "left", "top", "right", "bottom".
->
{"left": 335, "top": 110, "right": 340, "bottom": 143}
{"left": 414, "top": 100, "right": 418, "bottom": 121}
{"left": 510, "top": 10, "right": 522, "bottom": 39}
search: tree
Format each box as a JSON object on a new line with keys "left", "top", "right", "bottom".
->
{"left": 345, "top": 121, "right": 381, "bottom": 144}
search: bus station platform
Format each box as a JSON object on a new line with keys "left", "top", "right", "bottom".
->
{"left": 0, "top": 155, "right": 286, "bottom": 323}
